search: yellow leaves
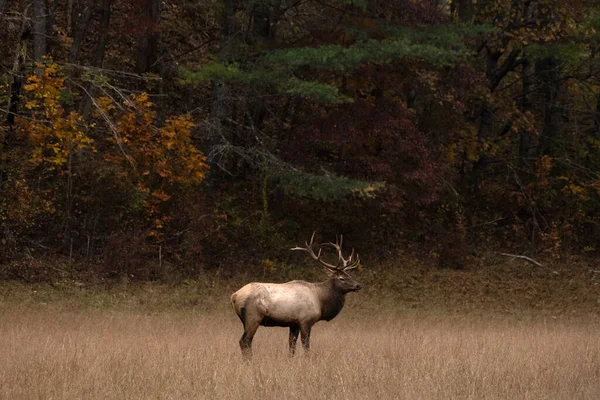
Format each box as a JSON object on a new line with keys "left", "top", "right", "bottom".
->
{"left": 130, "top": 92, "right": 154, "bottom": 110}
{"left": 264, "top": 259, "right": 277, "bottom": 273}
{"left": 152, "top": 190, "right": 171, "bottom": 202}
{"left": 18, "top": 63, "right": 208, "bottom": 236}
{"left": 23, "top": 62, "right": 66, "bottom": 120}
{"left": 18, "top": 63, "right": 94, "bottom": 170}
{"left": 562, "top": 183, "right": 587, "bottom": 199}
{"left": 161, "top": 115, "right": 195, "bottom": 151}
{"left": 556, "top": 173, "right": 589, "bottom": 202}
{"left": 103, "top": 91, "right": 209, "bottom": 233}
{"left": 23, "top": 75, "right": 40, "bottom": 89}
{"left": 96, "top": 96, "right": 116, "bottom": 113}
{"left": 536, "top": 155, "right": 553, "bottom": 188}
{"left": 156, "top": 115, "right": 208, "bottom": 185}
{"left": 113, "top": 99, "right": 208, "bottom": 187}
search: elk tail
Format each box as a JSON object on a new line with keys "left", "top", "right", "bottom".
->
{"left": 230, "top": 292, "right": 237, "bottom": 309}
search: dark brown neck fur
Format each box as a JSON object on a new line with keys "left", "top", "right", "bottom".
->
{"left": 316, "top": 279, "right": 346, "bottom": 321}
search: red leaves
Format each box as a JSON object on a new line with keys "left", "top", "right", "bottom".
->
{"left": 288, "top": 97, "right": 441, "bottom": 205}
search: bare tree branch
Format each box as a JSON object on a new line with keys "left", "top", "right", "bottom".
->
{"left": 498, "top": 253, "right": 543, "bottom": 267}
{"left": 70, "top": 81, "right": 137, "bottom": 173}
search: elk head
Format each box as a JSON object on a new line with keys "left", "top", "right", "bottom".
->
{"left": 291, "top": 232, "right": 362, "bottom": 293}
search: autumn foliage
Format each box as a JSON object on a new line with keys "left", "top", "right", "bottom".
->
{"left": 1, "top": 61, "right": 207, "bottom": 269}
{"left": 2, "top": 0, "right": 600, "bottom": 277}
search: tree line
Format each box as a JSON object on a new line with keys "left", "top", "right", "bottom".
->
{"left": 1, "top": 0, "right": 599, "bottom": 279}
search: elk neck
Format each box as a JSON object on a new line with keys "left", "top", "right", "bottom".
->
{"left": 315, "top": 278, "right": 346, "bottom": 321}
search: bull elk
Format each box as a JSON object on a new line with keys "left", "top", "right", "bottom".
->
{"left": 230, "top": 233, "right": 361, "bottom": 359}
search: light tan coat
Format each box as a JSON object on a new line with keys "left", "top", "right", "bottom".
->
{"left": 231, "top": 233, "right": 361, "bottom": 359}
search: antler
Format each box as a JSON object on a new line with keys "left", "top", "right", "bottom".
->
{"left": 323, "top": 235, "right": 360, "bottom": 271}
{"left": 291, "top": 232, "right": 339, "bottom": 272}
{"left": 291, "top": 232, "right": 360, "bottom": 272}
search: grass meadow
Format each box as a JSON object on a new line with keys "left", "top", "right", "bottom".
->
{"left": 1, "top": 305, "right": 600, "bottom": 399}
{"left": 1, "top": 258, "right": 600, "bottom": 399}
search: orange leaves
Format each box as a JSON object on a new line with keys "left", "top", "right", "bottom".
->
{"left": 562, "top": 183, "right": 586, "bottom": 198}
{"left": 108, "top": 95, "right": 208, "bottom": 188}
{"left": 23, "top": 63, "right": 63, "bottom": 110}
{"left": 96, "top": 96, "right": 116, "bottom": 113}
{"left": 115, "top": 92, "right": 156, "bottom": 149}
{"left": 151, "top": 190, "right": 171, "bottom": 202}
{"left": 536, "top": 155, "right": 553, "bottom": 188}
{"left": 11, "top": 63, "right": 209, "bottom": 241}
{"left": 161, "top": 115, "right": 194, "bottom": 151}
{"left": 19, "top": 62, "right": 94, "bottom": 170}
{"left": 159, "top": 115, "right": 208, "bottom": 185}
{"left": 98, "top": 91, "right": 208, "bottom": 237}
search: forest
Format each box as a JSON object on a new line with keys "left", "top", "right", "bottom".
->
{"left": 1, "top": 0, "right": 600, "bottom": 280}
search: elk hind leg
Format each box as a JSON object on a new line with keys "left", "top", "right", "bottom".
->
{"left": 289, "top": 326, "right": 300, "bottom": 356}
{"left": 239, "top": 307, "right": 260, "bottom": 359}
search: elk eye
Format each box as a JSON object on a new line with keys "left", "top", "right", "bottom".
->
{"left": 339, "top": 277, "right": 345, "bottom": 280}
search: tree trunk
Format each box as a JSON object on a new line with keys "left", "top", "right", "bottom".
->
{"left": 249, "top": 0, "right": 279, "bottom": 44}
{"left": 519, "top": 57, "right": 533, "bottom": 164}
{"left": 593, "top": 95, "right": 600, "bottom": 137}
{"left": 6, "top": 9, "right": 29, "bottom": 134}
{"left": 536, "top": 57, "right": 560, "bottom": 156}
{"left": 32, "top": 0, "right": 48, "bottom": 62}
{"left": 69, "top": 0, "right": 96, "bottom": 64}
{"left": 248, "top": 0, "right": 280, "bottom": 131}
{"left": 470, "top": 47, "right": 521, "bottom": 194}
{"left": 67, "top": 0, "right": 74, "bottom": 34}
{"left": 135, "top": 0, "right": 160, "bottom": 74}
{"left": 2, "top": 9, "right": 29, "bottom": 191}
{"left": 0, "top": 0, "right": 8, "bottom": 22}
{"left": 81, "top": 0, "right": 112, "bottom": 118}
{"left": 44, "top": 0, "right": 54, "bottom": 54}
{"left": 456, "top": 0, "right": 474, "bottom": 22}
{"left": 470, "top": 103, "right": 494, "bottom": 193}
{"left": 206, "top": 0, "right": 238, "bottom": 175}
{"left": 93, "top": 0, "right": 112, "bottom": 67}
{"left": 65, "top": 145, "right": 74, "bottom": 243}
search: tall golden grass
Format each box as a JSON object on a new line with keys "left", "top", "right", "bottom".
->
{"left": 1, "top": 305, "right": 599, "bottom": 400}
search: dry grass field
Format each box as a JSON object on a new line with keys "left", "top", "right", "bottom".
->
{"left": 1, "top": 304, "right": 599, "bottom": 400}
{"left": 1, "top": 257, "right": 600, "bottom": 399}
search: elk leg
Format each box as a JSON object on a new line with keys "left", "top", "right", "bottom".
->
{"left": 239, "top": 331, "right": 251, "bottom": 359}
{"left": 289, "top": 326, "right": 300, "bottom": 356}
{"left": 300, "top": 324, "right": 312, "bottom": 352}
{"left": 239, "top": 313, "right": 260, "bottom": 360}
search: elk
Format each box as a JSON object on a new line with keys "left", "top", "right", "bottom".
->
{"left": 230, "top": 233, "right": 361, "bottom": 359}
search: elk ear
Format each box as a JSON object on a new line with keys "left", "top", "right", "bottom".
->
{"left": 322, "top": 267, "right": 336, "bottom": 276}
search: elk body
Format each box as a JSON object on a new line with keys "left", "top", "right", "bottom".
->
{"left": 230, "top": 234, "right": 362, "bottom": 358}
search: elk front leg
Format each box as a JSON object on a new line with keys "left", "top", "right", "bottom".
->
{"left": 300, "top": 324, "right": 312, "bottom": 353}
{"left": 289, "top": 326, "right": 300, "bottom": 356}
